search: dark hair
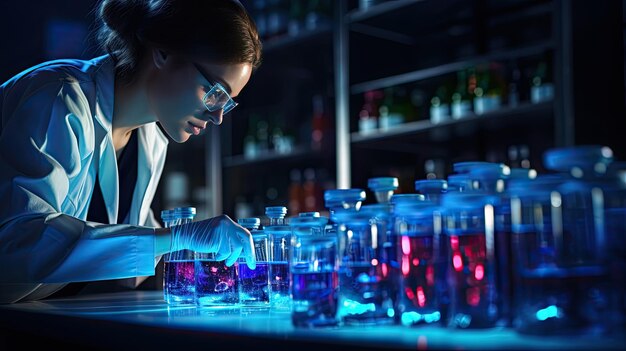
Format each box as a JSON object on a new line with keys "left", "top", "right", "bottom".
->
{"left": 97, "top": 0, "right": 262, "bottom": 83}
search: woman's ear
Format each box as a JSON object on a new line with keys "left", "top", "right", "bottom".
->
{"left": 152, "top": 49, "right": 168, "bottom": 69}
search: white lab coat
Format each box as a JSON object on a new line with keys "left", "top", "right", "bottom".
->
{"left": 0, "top": 54, "right": 169, "bottom": 303}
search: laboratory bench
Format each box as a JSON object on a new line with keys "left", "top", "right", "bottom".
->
{"left": 0, "top": 290, "right": 624, "bottom": 350}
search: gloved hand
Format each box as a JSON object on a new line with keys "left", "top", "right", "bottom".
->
{"left": 170, "top": 214, "right": 256, "bottom": 269}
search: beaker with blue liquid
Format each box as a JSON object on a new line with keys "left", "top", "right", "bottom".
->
{"left": 237, "top": 217, "right": 270, "bottom": 307}
{"left": 265, "top": 206, "right": 292, "bottom": 311}
{"left": 164, "top": 207, "right": 196, "bottom": 305}
{"left": 334, "top": 209, "right": 396, "bottom": 326}
{"left": 289, "top": 214, "right": 338, "bottom": 327}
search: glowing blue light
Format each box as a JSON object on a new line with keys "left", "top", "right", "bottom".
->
{"left": 536, "top": 305, "right": 561, "bottom": 321}
{"left": 387, "top": 308, "right": 395, "bottom": 318}
{"left": 424, "top": 311, "right": 441, "bottom": 324}
{"left": 342, "top": 299, "right": 376, "bottom": 315}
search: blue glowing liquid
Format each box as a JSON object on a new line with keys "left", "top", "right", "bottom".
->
{"left": 396, "top": 235, "right": 442, "bottom": 326}
{"left": 239, "top": 262, "right": 270, "bottom": 305}
{"left": 164, "top": 260, "right": 195, "bottom": 304}
{"left": 194, "top": 260, "right": 239, "bottom": 306}
{"left": 269, "top": 261, "right": 291, "bottom": 309}
{"left": 513, "top": 232, "right": 611, "bottom": 335}
{"left": 338, "top": 263, "right": 395, "bottom": 325}
{"left": 291, "top": 271, "right": 339, "bottom": 327}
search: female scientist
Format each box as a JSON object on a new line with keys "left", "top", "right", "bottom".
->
{"left": 0, "top": 0, "right": 261, "bottom": 303}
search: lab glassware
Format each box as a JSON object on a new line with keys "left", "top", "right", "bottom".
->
{"left": 237, "top": 217, "right": 270, "bottom": 307}
{"left": 289, "top": 215, "right": 338, "bottom": 327}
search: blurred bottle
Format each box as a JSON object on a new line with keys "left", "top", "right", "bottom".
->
{"left": 266, "top": 0, "right": 288, "bottom": 39}
{"left": 252, "top": 0, "right": 268, "bottom": 40}
{"left": 530, "top": 59, "right": 554, "bottom": 103}
{"left": 473, "top": 63, "right": 503, "bottom": 115}
{"left": 302, "top": 168, "right": 320, "bottom": 212}
{"left": 288, "top": 169, "right": 304, "bottom": 215}
{"left": 311, "top": 94, "right": 327, "bottom": 151}
{"left": 256, "top": 119, "right": 270, "bottom": 155}
{"left": 358, "top": 90, "right": 383, "bottom": 134}
{"left": 287, "top": 0, "right": 305, "bottom": 37}
{"left": 305, "top": 0, "right": 331, "bottom": 31}
{"left": 379, "top": 87, "right": 407, "bottom": 130}
{"left": 430, "top": 85, "right": 450, "bottom": 124}
{"left": 508, "top": 63, "right": 521, "bottom": 107}
{"left": 451, "top": 69, "right": 473, "bottom": 119}
{"left": 244, "top": 114, "right": 259, "bottom": 159}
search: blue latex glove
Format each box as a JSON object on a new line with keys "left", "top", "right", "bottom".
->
{"left": 171, "top": 214, "right": 256, "bottom": 269}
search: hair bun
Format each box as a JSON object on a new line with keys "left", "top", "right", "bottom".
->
{"left": 100, "top": 0, "right": 148, "bottom": 38}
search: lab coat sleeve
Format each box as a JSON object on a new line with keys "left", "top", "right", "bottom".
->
{"left": 0, "top": 77, "right": 156, "bottom": 284}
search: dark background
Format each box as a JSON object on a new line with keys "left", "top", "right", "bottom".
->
{"left": 1, "top": 0, "right": 625, "bottom": 223}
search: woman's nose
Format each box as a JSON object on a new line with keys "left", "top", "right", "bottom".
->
{"left": 206, "top": 109, "right": 224, "bottom": 126}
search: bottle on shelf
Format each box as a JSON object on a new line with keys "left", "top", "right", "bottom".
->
{"left": 305, "top": 0, "right": 331, "bottom": 31}
{"left": 358, "top": 90, "right": 383, "bottom": 134}
{"left": 430, "top": 85, "right": 451, "bottom": 124}
{"left": 266, "top": 0, "right": 288, "bottom": 40}
{"left": 287, "top": 0, "right": 305, "bottom": 37}
{"left": 530, "top": 59, "right": 554, "bottom": 104}
{"left": 288, "top": 169, "right": 304, "bottom": 215}
{"left": 378, "top": 87, "right": 405, "bottom": 131}
{"left": 508, "top": 63, "right": 521, "bottom": 107}
{"left": 256, "top": 119, "right": 270, "bottom": 155}
{"left": 473, "top": 63, "right": 503, "bottom": 115}
{"left": 302, "top": 168, "right": 320, "bottom": 212}
{"left": 244, "top": 114, "right": 259, "bottom": 159}
{"left": 311, "top": 94, "right": 327, "bottom": 151}
{"left": 451, "top": 69, "right": 473, "bottom": 119}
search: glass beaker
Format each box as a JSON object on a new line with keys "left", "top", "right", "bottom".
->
{"left": 367, "top": 177, "right": 399, "bottom": 204}
{"left": 237, "top": 218, "right": 270, "bottom": 307}
{"left": 442, "top": 193, "right": 500, "bottom": 329}
{"left": 334, "top": 209, "right": 396, "bottom": 326}
{"left": 393, "top": 199, "right": 446, "bottom": 327}
{"left": 164, "top": 207, "right": 196, "bottom": 305}
{"left": 265, "top": 206, "right": 291, "bottom": 311}
{"left": 194, "top": 209, "right": 239, "bottom": 307}
{"left": 289, "top": 215, "right": 338, "bottom": 327}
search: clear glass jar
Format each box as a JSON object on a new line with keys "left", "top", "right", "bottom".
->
{"left": 237, "top": 218, "right": 270, "bottom": 307}
{"left": 264, "top": 206, "right": 291, "bottom": 311}
{"left": 414, "top": 179, "right": 448, "bottom": 205}
{"left": 289, "top": 215, "right": 338, "bottom": 327}
{"left": 194, "top": 206, "right": 239, "bottom": 307}
{"left": 367, "top": 177, "right": 399, "bottom": 204}
{"left": 334, "top": 209, "right": 396, "bottom": 326}
{"left": 165, "top": 207, "right": 196, "bottom": 305}
{"left": 508, "top": 145, "right": 615, "bottom": 335}
{"left": 393, "top": 199, "right": 446, "bottom": 327}
{"left": 442, "top": 193, "right": 500, "bottom": 328}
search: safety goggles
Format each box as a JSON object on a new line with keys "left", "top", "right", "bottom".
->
{"left": 193, "top": 63, "right": 238, "bottom": 115}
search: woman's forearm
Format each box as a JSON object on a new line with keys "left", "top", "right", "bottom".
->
{"left": 155, "top": 227, "right": 172, "bottom": 256}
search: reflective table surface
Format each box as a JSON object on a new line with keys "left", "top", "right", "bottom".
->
{"left": 0, "top": 291, "right": 624, "bottom": 350}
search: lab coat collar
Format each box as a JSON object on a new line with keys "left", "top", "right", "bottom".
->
{"left": 92, "top": 54, "right": 118, "bottom": 224}
{"left": 91, "top": 54, "right": 169, "bottom": 225}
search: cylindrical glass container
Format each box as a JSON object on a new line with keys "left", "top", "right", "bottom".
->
{"left": 334, "top": 209, "right": 396, "bottom": 325}
{"left": 393, "top": 200, "right": 446, "bottom": 327}
{"left": 237, "top": 218, "right": 270, "bottom": 307}
{"left": 265, "top": 206, "right": 291, "bottom": 311}
{"left": 442, "top": 193, "right": 500, "bottom": 328}
{"left": 164, "top": 207, "right": 196, "bottom": 305}
{"left": 289, "top": 215, "right": 338, "bottom": 327}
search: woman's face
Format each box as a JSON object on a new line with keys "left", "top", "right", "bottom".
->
{"left": 147, "top": 53, "right": 252, "bottom": 143}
